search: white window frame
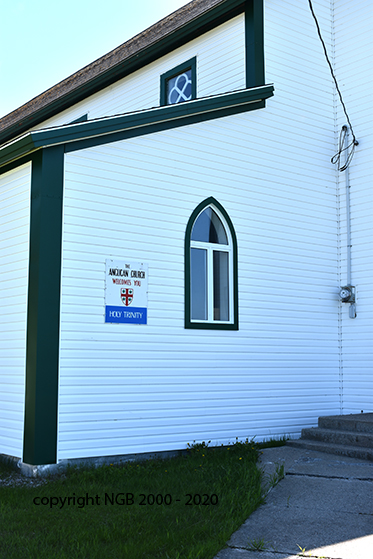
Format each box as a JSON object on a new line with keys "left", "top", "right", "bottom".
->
{"left": 190, "top": 205, "right": 234, "bottom": 325}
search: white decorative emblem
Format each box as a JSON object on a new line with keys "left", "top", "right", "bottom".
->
{"left": 168, "top": 73, "right": 192, "bottom": 104}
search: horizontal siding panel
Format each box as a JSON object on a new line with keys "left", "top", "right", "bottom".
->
{"left": 0, "top": 163, "right": 30, "bottom": 460}
{"left": 61, "top": 332, "right": 339, "bottom": 350}
{"left": 58, "top": 356, "right": 340, "bottom": 370}
{"left": 65, "top": 138, "right": 337, "bottom": 191}
{"left": 58, "top": 400, "right": 337, "bottom": 417}
{"left": 58, "top": 411, "right": 337, "bottom": 441}
{"left": 60, "top": 223, "right": 338, "bottom": 255}
{"left": 63, "top": 153, "right": 336, "bottom": 197}
{"left": 59, "top": 319, "right": 337, "bottom": 336}
{"left": 58, "top": 316, "right": 338, "bottom": 334}
{"left": 58, "top": 371, "right": 340, "bottom": 383}
{"left": 58, "top": 407, "right": 337, "bottom": 427}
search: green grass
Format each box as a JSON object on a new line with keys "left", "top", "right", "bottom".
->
{"left": 0, "top": 439, "right": 264, "bottom": 559}
{"left": 257, "top": 435, "right": 289, "bottom": 449}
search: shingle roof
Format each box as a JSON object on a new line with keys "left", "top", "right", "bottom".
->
{"left": 0, "top": 0, "right": 244, "bottom": 146}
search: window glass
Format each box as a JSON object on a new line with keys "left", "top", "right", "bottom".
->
{"left": 186, "top": 198, "right": 237, "bottom": 330}
{"left": 213, "top": 251, "right": 229, "bottom": 321}
{"left": 167, "top": 69, "right": 192, "bottom": 105}
{"left": 191, "top": 248, "right": 207, "bottom": 320}
{"left": 191, "top": 207, "right": 228, "bottom": 244}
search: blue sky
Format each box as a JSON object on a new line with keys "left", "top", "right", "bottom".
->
{"left": 0, "top": 0, "right": 189, "bottom": 118}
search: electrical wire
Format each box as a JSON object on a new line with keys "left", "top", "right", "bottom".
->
{"left": 307, "top": 0, "right": 358, "bottom": 170}
{"left": 331, "top": 126, "right": 356, "bottom": 172}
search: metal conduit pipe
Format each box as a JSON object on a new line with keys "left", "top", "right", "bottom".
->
{"left": 342, "top": 125, "right": 356, "bottom": 319}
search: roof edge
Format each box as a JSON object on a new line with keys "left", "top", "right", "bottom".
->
{"left": 0, "top": 0, "right": 246, "bottom": 147}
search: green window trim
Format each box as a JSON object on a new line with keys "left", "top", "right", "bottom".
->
{"left": 160, "top": 57, "right": 197, "bottom": 106}
{"left": 185, "top": 197, "right": 238, "bottom": 330}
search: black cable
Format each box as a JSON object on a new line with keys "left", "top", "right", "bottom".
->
{"left": 307, "top": 0, "right": 358, "bottom": 169}
{"left": 331, "top": 126, "right": 356, "bottom": 172}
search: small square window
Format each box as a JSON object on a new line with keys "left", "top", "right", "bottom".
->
{"left": 160, "top": 57, "right": 196, "bottom": 106}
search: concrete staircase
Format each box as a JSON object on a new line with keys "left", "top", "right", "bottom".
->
{"left": 287, "top": 413, "right": 373, "bottom": 461}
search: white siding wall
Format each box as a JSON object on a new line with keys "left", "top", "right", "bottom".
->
{"left": 36, "top": 15, "right": 245, "bottom": 130}
{"left": 334, "top": 0, "right": 373, "bottom": 413}
{"left": 0, "top": 163, "right": 31, "bottom": 459}
{"left": 58, "top": 0, "right": 339, "bottom": 460}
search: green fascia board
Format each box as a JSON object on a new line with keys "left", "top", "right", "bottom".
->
{"left": 64, "top": 100, "right": 267, "bottom": 153}
{"left": 0, "top": 0, "right": 247, "bottom": 146}
{"left": 0, "top": 135, "right": 38, "bottom": 169}
{"left": 45, "top": 85, "right": 275, "bottom": 145}
{"left": 0, "top": 85, "right": 274, "bottom": 168}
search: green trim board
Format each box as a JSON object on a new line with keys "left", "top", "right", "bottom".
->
{"left": 0, "top": 85, "right": 274, "bottom": 169}
{"left": 68, "top": 113, "right": 88, "bottom": 124}
{"left": 0, "top": 135, "right": 38, "bottom": 170}
{"left": 245, "top": 0, "right": 264, "bottom": 88}
{"left": 23, "top": 146, "right": 64, "bottom": 465}
{"left": 0, "top": 0, "right": 248, "bottom": 146}
{"left": 64, "top": 100, "right": 267, "bottom": 154}
{"left": 185, "top": 197, "right": 239, "bottom": 330}
{"left": 0, "top": 153, "right": 34, "bottom": 177}
{"left": 160, "top": 57, "right": 197, "bottom": 106}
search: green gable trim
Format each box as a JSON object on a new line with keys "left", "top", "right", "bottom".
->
{"left": 0, "top": 85, "right": 274, "bottom": 168}
{"left": 245, "top": 0, "right": 264, "bottom": 88}
{"left": 23, "top": 146, "right": 64, "bottom": 465}
{"left": 184, "top": 197, "right": 239, "bottom": 331}
{"left": 160, "top": 57, "right": 197, "bottom": 106}
{"left": 0, "top": 0, "right": 247, "bottom": 147}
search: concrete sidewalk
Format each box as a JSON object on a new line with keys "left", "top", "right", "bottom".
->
{"left": 214, "top": 446, "right": 373, "bottom": 559}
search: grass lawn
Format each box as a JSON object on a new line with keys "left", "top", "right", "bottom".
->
{"left": 0, "top": 439, "right": 268, "bottom": 559}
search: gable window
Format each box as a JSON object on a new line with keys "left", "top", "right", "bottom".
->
{"left": 185, "top": 197, "right": 238, "bottom": 330}
{"left": 160, "top": 57, "right": 197, "bottom": 106}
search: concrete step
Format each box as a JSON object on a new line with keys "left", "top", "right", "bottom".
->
{"left": 287, "top": 438, "right": 373, "bottom": 461}
{"left": 318, "top": 413, "right": 373, "bottom": 434}
{"left": 287, "top": 414, "right": 373, "bottom": 461}
{"left": 301, "top": 427, "right": 373, "bottom": 449}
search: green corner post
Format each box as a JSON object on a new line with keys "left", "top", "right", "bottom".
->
{"left": 245, "top": 0, "right": 265, "bottom": 88}
{"left": 23, "top": 146, "right": 64, "bottom": 465}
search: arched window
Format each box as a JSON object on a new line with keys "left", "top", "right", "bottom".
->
{"left": 184, "top": 198, "right": 238, "bottom": 330}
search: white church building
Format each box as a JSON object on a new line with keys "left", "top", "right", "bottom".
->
{"left": 0, "top": 0, "right": 371, "bottom": 469}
